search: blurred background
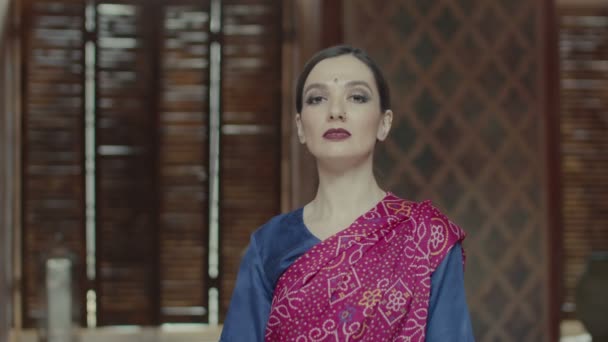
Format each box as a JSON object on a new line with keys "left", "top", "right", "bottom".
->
{"left": 0, "top": 0, "right": 606, "bottom": 341}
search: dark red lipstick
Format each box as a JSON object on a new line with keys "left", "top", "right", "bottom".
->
{"left": 323, "top": 128, "right": 351, "bottom": 140}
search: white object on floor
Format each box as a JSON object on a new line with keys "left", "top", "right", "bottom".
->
{"left": 47, "top": 258, "right": 73, "bottom": 342}
{"left": 560, "top": 334, "right": 592, "bottom": 342}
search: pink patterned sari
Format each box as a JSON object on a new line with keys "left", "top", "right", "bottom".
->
{"left": 264, "top": 194, "right": 465, "bottom": 342}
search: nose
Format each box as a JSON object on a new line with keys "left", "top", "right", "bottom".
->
{"left": 328, "top": 98, "right": 346, "bottom": 121}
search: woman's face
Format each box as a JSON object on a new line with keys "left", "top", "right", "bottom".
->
{"left": 296, "top": 55, "right": 392, "bottom": 165}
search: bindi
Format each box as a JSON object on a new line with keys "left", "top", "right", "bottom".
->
{"left": 333, "top": 78, "right": 339, "bottom": 83}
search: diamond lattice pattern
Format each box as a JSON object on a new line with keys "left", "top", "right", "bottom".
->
{"left": 345, "top": 1, "right": 547, "bottom": 340}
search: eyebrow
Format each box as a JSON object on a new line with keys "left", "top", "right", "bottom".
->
{"left": 345, "top": 80, "right": 374, "bottom": 94}
{"left": 303, "top": 83, "right": 327, "bottom": 95}
{"left": 303, "top": 80, "right": 374, "bottom": 96}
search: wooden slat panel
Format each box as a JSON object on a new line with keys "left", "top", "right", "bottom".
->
{"left": 22, "top": 0, "right": 284, "bottom": 326}
{"left": 219, "top": 0, "right": 282, "bottom": 318}
{"left": 559, "top": 9, "right": 608, "bottom": 318}
{"left": 95, "top": 1, "right": 157, "bottom": 325}
{"left": 21, "top": 0, "right": 86, "bottom": 328}
{"left": 158, "top": 1, "right": 210, "bottom": 323}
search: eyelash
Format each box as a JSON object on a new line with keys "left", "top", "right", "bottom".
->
{"left": 305, "top": 95, "right": 325, "bottom": 105}
{"left": 350, "top": 93, "right": 369, "bottom": 103}
{"left": 304, "top": 91, "right": 370, "bottom": 105}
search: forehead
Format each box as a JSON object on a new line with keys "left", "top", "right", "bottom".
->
{"left": 305, "top": 55, "right": 376, "bottom": 88}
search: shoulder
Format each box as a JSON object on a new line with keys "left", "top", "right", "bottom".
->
{"left": 248, "top": 208, "right": 316, "bottom": 284}
{"left": 385, "top": 194, "right": 460, "bottom": 233}
{"left": 413, "top": 200, "right": 465, "bottom": 237}
{"left": 412, "top": 200, "right": 467, "bottom": 268}
{"left": 251, "top": 208, "right": 302, "bottom": 247}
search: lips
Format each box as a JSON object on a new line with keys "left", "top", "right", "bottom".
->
{"left": 323, "top": 128, "right": 351, "bottom": 140}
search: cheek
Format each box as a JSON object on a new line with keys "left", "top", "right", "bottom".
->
{"left": 358, "top": 113, "right": 383, "bottom": 134}
{"left": 300, "top": 112, "right": 323, "bottom": 134}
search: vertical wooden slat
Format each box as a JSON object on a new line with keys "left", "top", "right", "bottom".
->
{"left": 158, "top": 0, "right": 211, "bottom": 323}
{"left": 148, "top": 0, "right": 162, "bottom": 325}
{"left": 94, "top": 0, "right": 156, "bottom": 325}
{"left": 219, "top": 0, "right": 282, "bottom": 318}
{"left": 21, "top": 0, "right": 86, "bottom": 328}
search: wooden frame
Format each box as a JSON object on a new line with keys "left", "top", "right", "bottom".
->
{"left": 541, "top": 0, "right": 562, "bottom": 340}
{"left": 1, "top": 0, "right": 23, "bottom": 338}
{"left": 0, "top": 1, "right": 18, "bottom": 341}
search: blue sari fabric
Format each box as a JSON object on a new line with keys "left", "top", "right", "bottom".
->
{"left": 221, "top": 208, "right": 475, "bottom": 341}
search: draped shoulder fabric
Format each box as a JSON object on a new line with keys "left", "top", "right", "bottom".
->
{"left": 264, "top": 194, "right": 466, "bottom": 341}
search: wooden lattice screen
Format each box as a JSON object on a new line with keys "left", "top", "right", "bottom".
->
{"left": 22, "top": 0, "right": 282, "bottom": 326}
{"left": 344, "top": 0, "right": 550, "bottom": 340}
{"left": 558, "top": 6, "right": 608, "bottom": 318}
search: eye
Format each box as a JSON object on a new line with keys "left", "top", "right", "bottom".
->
{"left": 305, "top": 95, "right": 325, "bottom": 105}
{"left": 349, "top": 93, "right": 369, "bottom": 103}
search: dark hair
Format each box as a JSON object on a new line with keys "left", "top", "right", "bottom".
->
{"left": 295, "top": 45, "right": 391, "bottom": 114}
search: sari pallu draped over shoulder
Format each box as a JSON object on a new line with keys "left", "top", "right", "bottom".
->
{"left": 264, "top": 194, "right": 466, "bottom": 342}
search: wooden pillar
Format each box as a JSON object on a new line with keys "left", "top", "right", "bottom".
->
{"left": 0, "top": 0, "right": 22, "bottom": 339}
{"left": 541, "top": 0, "right": 562, "bottom": 340}
{"left": 281, "top": 0, "right": 343, "bottom": 210}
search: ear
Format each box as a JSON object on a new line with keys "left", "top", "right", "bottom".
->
{"left": 376, "top": 109, "right": 393, "bottom": 141}
{"left": 295, "top": 113, "right": 306, "bottom": 144}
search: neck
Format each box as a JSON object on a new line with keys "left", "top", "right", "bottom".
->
{"left": 309, "top": 154, "right": 386, "bottom": 221}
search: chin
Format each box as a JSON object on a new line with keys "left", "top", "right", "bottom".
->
{"left": 312, "top": 150, "right": 373, "bottom": 168}
{"left": 309, "top": 142, "right": 374, "bottom": 161}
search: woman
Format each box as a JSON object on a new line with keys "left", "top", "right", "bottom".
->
{"left": 220, "top": 45, "right": 474, "bottom": 341}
